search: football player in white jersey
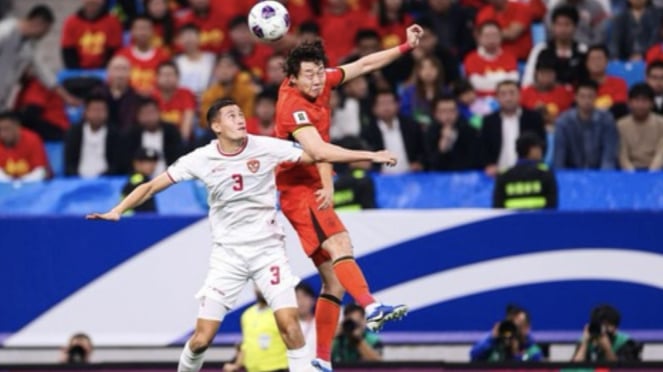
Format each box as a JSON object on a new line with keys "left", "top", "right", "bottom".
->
{"left": 86, "top": 98, "right": 397, "bottom": 372}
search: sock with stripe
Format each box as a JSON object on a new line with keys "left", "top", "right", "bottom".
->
{"left": 315, "top": 293, "right": 341, "bottom": 362}
{"left": 332, "top": 256, "right": 375, "bottom": 307}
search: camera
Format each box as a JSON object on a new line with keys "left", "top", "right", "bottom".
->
{"left": 497, "top": 320, "right": 518, "bottom": 339}
{"left": 66, "top": 345, "right": 88, "bottom": 364}
{"left": 342, "top": 318, "right": 358, "bottom": 336}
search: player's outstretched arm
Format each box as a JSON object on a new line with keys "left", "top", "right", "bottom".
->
{"left": 294, "top": 126, "right": 397, "bottom": 165}
{"left": 86, "top": 173, "right": 173, "bottom": 221}
{"left": 339, "top": 24, "right": 423, "bottom": 82}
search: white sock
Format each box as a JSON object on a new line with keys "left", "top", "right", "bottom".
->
{"left": 178, "top": 341, "right": 206, "bottom": 372}
{"left": 314, "top": 358, "right": 332, "bottom": 369}
{"left": 287, "top": 345, "right": 312, "bottom": 372}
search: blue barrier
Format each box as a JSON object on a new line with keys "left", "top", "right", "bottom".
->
{"left": 2, "top": 211, "right": 663, "bottom": 346}
{"left": 1, "top": 172, "right": 663, "bottom": 215}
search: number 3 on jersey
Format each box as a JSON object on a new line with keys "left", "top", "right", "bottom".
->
{"left": 231, "top": 174, "right": 243, "bottom": 191}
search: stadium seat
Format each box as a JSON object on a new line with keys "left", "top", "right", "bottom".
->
{"left": 56, "top": 69, "right": 107, "bottom": 85}
{"left": 531, "top": 23, "right": 546, "bottom": 45}
{"left": 45, "top": 141, "right": 65, "bottom": 177}
{"left": 606, "top": 60, "right": 646, "bottom": 88}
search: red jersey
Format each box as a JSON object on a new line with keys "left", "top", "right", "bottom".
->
{"left": 463, "top": 49, "right": 519, "bottom": 96}
{"left": 15, "top": 78, "right": 69, "bottom": 131}
{"left": 175, "top": 3, "right": 241, "bottom": 53}
{"left": 152, "top": 87, "right": 196, "bottom": 127}
{"left": 246, "top": 117, "right": 276, "bottom": 137}
{"left": 61, "top": 12, "right": 123, "bottom": 69}
{"left": 0, "top": 128, "right": 49, "bottom": 178}
{"left": 377, "top": 14, "right": 415, "bottom": 49}
{"left": 275, "top": 68, "right": 344, "bottom": 190}
{"left": 237, "top": 43, "right": 275, "bottom": 80}
{"left": 595, "top": 76, "right": 628, "bottom": 110}
{"left": 476, "top": 2, "right": 532, "bottom": 61}
{"left": 318, "top": 9, "right": 377, "bottom": 65}
{"left": 115, "top": 46, "right": 171, "bottom": 94}
{"left": 286, "top": 0, "right": 316, "bottom": 29}
{"left": 521, "top": 84, "right": 574, "bottom": 119}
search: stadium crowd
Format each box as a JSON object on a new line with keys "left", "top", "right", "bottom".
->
{"left": 1, "top": 0, "right": 663, "bottom": 203}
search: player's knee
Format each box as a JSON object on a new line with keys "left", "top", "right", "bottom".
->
{"left": 320, "top": 280, "right": 344, "bottom": 298}
{"left": 189, "top": 332, "right": 214, "bottom": 353}
{"left": 323, "top": 232, "right": 353, "bottom": 258}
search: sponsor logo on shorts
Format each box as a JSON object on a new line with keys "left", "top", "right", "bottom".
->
{"left": 247, "top": 159, "right": 260, "bottom": 173}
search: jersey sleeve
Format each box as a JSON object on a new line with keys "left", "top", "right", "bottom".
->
{"left": 263, "top": 137, "right": 304, "bottom": 164}
{"left": 278, "top": 100, "right": 314, "bottom": 137}
{"left": 166, "top": 150, "right": 200, "bottom": 182}
{"left": 326, "top": 68, "right": 345, "bottom": 88}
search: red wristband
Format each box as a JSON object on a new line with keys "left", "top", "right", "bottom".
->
{"left": 398, "top": 43, "right": 412, "bottom": 54}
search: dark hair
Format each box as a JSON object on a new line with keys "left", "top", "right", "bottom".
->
{"left": 298, "top": 21, "right": 320, "bottom": 36}
{"left": 415, "top": 55, "right": 445, "bottom": 100}
{"left": 228, "top": 15, "right": 247, "bottom": 30}
{"left": 477, "top": 20, "right": 501, "bottom": 33}
{"left": 335, "top": 135, "right": 370, "bottom": 151}
{"left": 27, "top": 4, "right": 54, "bottom": 23}
{"left": 516, "top": 132, "right": 544, "bottom": 158}
{"left": 452, "top": 79, "right": 475, "bottom": 97}
{"left": 343, "top": 303, "right": 365, "bottom": 317}
{"left": 131, "top": 15, "right": 154, "bottom": 28}
{"left": 378, "top": 0, "right": 406, "bottom": 27}
{"left": 586, "top": 44, "right": 610, "bottom": 59}
{"left": 576, "top": 79, "right": 599, "bottom": 92}
{"left": 0, "top": 111, "right": 21, "bottom": 124}
{"left": 137, "top": 97, "right": 159, "bottom": 111}
{"left": 628, "top": 82, "right": 655, "bottom": 101}
{"left": 178, "top": 23, "right": 200, "bottom": 34}
{"left": 432, "top": 93, "right": 458, "bottom": 109}
{"left": 354, "top": 28, "right": 381, "bottom": 45}
{"left": 590, "top": 304, "right": 621, "bottom": 327}
{"left": 255, "top": 89, "right": 277, "bottom": 103}
{"left": 285, "top": 40, "right": 327, "bottom": 77}
{"left": 295, "top": 281, "right": 316, "bottom": 298}
{"left": 535, "top": 57, "right": 556, "bottom": 72}
{"left": 551, "top": 5, "right": 579, "bottom": 25}
{"left": 372, "top": 87, "right": 399, "bottom": 106}
{"left": 84, "top": 94, "right": 108, "bottom": 107}
{"left": 647, "top": 60, "right": 663, "bottom": 75}
{"left": 144, "top": 0, "right": 175, "bottom": 45}
{"left": 496, "top": 79, "right": 520, "bottom": 91}
{"left": 157, "top": 60, "right": 179, "bottom": 75}
{"left": 206, "top": 98, "right": 237, "bottom": 125}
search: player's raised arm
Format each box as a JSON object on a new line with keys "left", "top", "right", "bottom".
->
{"left": 86, "top": 172, "right": 173, "bottom": 221}
{"left": 339, "top": 24, "right": 423, "bottom": 82}
{"left": 294, "top": 128, "right": 396, "bottom": 165}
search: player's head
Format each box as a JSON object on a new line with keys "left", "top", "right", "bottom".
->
{"left": 206, "top": 98, "right": 247, "bottom": 141}
{"left": 285, "top": 40, "right": 328, "bottom": 99}
{"left": 0, "top": 111, "right": 21, "bottom": 147}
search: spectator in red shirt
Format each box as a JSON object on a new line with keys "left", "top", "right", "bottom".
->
{"left": 145, "top": 0, "right": 176, "bottom": 50}
{"left": 61, "top": 0, "right": 123, "bottom": 69}
{"left": 318, "top": 0, "right": 377, "bottom": 65}
{"left": 376, "top": 0, "right": 414, "bottom": 49}
{"left": 521, "top": 58, "right": 574, "bottom": 127}
{"left": 14, "top": 77, "right": 69, "bottom": 141}
{"left": 645, "top": 22, "right": 663, "bottom": 65}
{"left": 152, "top": 61, "right": 196, "bottom": 141}
{"left": 463, "top": 21, "right": 519, "bottom": 97}
{"left": 0, "top": 112, "right": 49, "bottom": 182}
{"left": 246, "top": 90, "right": 277, "bottom": 137}
{"left": 175, "top": 0, "right": 241, "bottom": 53}
{"left": 279, "top": 0, "right": 320, "bottom": 29}
{"left": 228, "top": 16, "right": 275, "bottom": 80}
{"left": 586, "top": 44, "right": 629, "bottom": 118}
{"left": 115, "top": 16, "right": 171, "bottom": 94}
{"left": 476, "top": 0, "right": 533, "bottom": 61}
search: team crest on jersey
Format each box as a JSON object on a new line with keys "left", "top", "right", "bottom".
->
{"left": 247, "top": 159, "right": 260, "bottom": 173}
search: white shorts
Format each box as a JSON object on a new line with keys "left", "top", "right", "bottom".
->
{"left": 196, "top": 238, "right": 299, "bottom": 321}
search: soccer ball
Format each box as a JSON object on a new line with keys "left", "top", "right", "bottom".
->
{"left": 248, "top": 1, "right": 290, "bottom": 42}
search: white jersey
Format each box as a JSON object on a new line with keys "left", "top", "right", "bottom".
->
{"left": 167, "top": 135, "right": 303, "bottom": 247}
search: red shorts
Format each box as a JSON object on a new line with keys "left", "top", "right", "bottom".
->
{"left": 280, "top": 190, "right": 346, "bottom": 266}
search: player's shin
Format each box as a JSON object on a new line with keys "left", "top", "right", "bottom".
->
{"left": 274, "top": 308, "right": 312, "bottom": 371}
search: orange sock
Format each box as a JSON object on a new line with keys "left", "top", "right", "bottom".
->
{"left": 315, "top": 294, "right": 341, "bottom": 361}
{"left": 333, "top": 256, "right": 375, "bottom": 307}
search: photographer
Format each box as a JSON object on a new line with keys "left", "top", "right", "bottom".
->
{"left": 332, "top": 303, "right": 383, "bottom": 363}
{"left": 59, "top": 333, "right": 93, "bottom": 364}
{"left": 572, "top": 304, "right": 642, "bottom": 362}
{"left": 470, "top": 306, "right": 543, "bottom": 362}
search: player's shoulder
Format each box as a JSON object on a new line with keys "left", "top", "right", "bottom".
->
{"left": 248, "top": 134, "right": 289, "bottom": 148}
